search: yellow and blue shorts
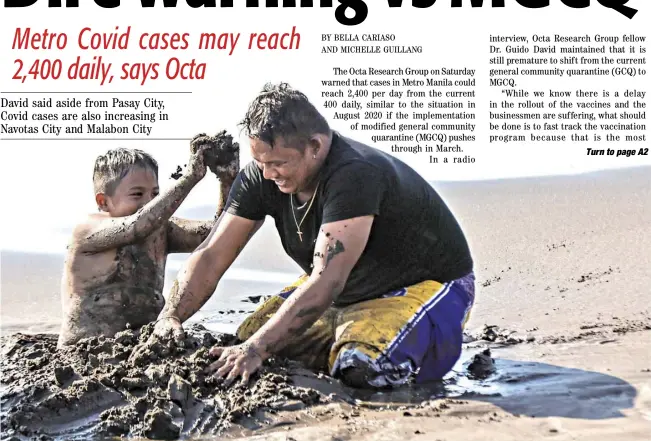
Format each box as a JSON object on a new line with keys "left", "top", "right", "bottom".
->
{"left": 237, "top": 272, "right": 475, "bottom": 387}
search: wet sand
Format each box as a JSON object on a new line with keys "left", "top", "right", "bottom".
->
{"left": 3, "top": 321, "right": 648, "bottom": 440}
{"left": 1, "top": 324, "right": 341, "bottom": 440}
{"left": 2, "top": 166, "right": 650, "bottom": 440}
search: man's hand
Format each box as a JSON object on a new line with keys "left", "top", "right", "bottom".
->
{"left": 128, "top": 317, "right": 185, "bottom": 365}
{"left": 152, "top": 316, "right": 186, "bottom": 343}
{"left": 190, "top": 131, "right": 240, "bottom": 184}
{"left": 212, "top": 153, "right": 239, "bottom": 185}
{"left": 205, "top": 342, "right": 267, "bottom": 386}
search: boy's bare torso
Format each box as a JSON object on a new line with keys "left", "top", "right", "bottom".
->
{"left": 60, "top": 225, "right": 169, "bottom": 346}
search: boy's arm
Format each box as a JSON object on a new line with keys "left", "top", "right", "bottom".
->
{"left": 75, "top": 149, "right": 207, "bottom": 254}
{"left": 166, "top": 174, "right": 234, "bottom": 254}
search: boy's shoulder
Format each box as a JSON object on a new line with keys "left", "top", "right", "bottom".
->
{"left": 69, "top": 212, "right": 117, "bottom": 250}
{"left": 70, "top": 211, "right": 175, "bottom": 253}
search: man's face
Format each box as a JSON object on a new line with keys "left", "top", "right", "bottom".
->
{"left": 100, "top": 166, "right": 159, "bottom": 217}
{"left": 249, "top": 136, "right": 314, "bottom": 194}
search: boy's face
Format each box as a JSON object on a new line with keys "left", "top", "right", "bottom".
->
{"left": 97, "top": 166, "right": 159, "bottom": 217}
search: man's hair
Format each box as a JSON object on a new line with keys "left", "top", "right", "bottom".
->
{"left": 93, "top": 148, "right": 158, "bottom": 195}
{"left": 240, "top": 82, "right": 330, "bottom": 149}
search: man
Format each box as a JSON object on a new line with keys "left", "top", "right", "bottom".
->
{"left": 148, "top": 83, "right": 475, "bottom": 388}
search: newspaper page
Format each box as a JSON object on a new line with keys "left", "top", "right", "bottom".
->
{"left": 1, "top": 1, "right": 649, "bottom": 440}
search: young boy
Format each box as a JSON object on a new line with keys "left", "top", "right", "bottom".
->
{"left": 58, "top": 137, "right": 238, "bottom": 347}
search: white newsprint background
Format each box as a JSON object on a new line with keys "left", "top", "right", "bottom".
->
{"left": 0, "top": 1, "right": 649, "bottom": 253}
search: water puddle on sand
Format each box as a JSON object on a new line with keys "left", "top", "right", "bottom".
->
{"left": 350, "top": 346, "right": 637, "bottom": 420}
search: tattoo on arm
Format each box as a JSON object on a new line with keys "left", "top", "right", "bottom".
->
{"left": 325, "top": 239, "right": 345, "bottom": 267}
{"left": 287, "top": 308, "right": 322, "bottom": 337}
{"left": 295, "top": 306, "right": 322, "bottom": 318}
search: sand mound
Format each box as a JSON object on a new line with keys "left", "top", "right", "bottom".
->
{"left": 1, "top": 324, "right": 337, "bottom": 440}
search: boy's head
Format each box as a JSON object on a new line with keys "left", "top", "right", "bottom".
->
{"left": 93, "top": 148, "right": 159, "bottom": 216}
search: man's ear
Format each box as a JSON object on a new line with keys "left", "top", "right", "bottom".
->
{"left": 95, "top": 193, "right": 109, "bottom": 212}
{"left": 308, "top": 134, "right": 327, "bottom": 158}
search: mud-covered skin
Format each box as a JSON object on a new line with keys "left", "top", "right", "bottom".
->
{"left": 167, "top": 217, "right": 214, "bottom": 254}
{"left": 59, "top": 235, "right": 168, "bottom": 347}
{"left": 1, "top": 325, "right": 330, "bottom": 441}
{"left": 59, "top": 133, "right": 239, "bottom": 348}
{"left": 189, "top": 131, "right": 240, "bottom": 184}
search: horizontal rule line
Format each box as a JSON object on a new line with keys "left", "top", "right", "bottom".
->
{"left": 0, "top": 91, "right": 192, "bottom": 94}
{"left": 1, "top": 138, "right": 191, "bottom": 141}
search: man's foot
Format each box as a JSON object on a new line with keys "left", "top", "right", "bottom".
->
{"left": 338, "top": 360, "right": 376, "bottom": 389}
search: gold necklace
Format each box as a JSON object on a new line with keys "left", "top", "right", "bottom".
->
{"left": 290, "top": 181, "right": 320, "bottom": 242}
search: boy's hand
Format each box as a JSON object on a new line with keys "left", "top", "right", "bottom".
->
{"left": 186, "top": 143, "right": 209, "bottom": 181}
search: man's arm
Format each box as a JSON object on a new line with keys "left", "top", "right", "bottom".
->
{"left": 207, "top": 215, "right": 373, "bottom": 385}
{"left": 247, "top": 215, "right": 373, "bottom": 357}
{"left": 166, "top": 176, "right": 233, "bottom": 254}
{"left": 159, "top": 213, "right": 264, "bottom": 323}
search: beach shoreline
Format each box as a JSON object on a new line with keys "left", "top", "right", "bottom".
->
{"left": 2, "top": 166, "right": 650, "bottom": 440}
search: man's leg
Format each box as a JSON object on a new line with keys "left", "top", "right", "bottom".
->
{"left": 236, "top": 275, "right": 335, "bottom": 371}
{"left": 328, "top": 273, "right": 475, "bottom": 388}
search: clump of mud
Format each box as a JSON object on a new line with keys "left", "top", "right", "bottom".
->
{"left": 470, "top": 325, "right": 534, "bottom": 345}
{"left": 467, "top": 349, "right": 496, "bottom": 380}
{"left": 1, "top": 324, "right": 327, "bottom": 440}
{"left": 170, "top": 165, "right": 183, "bottom": 180}
{"left": 190, "top": 131, "right": 239, "bottom": 176}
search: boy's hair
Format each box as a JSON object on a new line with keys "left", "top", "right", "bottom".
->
{"left": 93, "top": 148, "right": 158, "bottom": 195}
{"left": 239, "top": 82, "right": 330, "bottom": 150}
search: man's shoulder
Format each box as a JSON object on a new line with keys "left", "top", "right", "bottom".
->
{"left": 328, "top": 134, "right": 379, "bottom": 169}
{"left": 236, "top": 161, "right": 271, "bottom": 189}
{"left": 240, "top": 160, "right": 263, "bottom": 178}
{"left": 332, "top": 133, "right": 404, "bottom": 173}
{"left": 337, "top": 133, "right": 432, "bottom": 186}
{"left": 325, "top": 134, "right": 404, "bottom": 189}
{"left": 232, "top": 161, "right": 278, "bottom": 197}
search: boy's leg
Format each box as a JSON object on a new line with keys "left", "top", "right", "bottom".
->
{"left": 236, "top": 275, "right": 335, "bottom": 371}
{"left": 328, "top": 272, "right": 475, "bottom": 388}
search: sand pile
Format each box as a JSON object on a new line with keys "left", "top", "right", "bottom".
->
{"left": 1, "top": 324, "right": 327, "bottom": 440}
